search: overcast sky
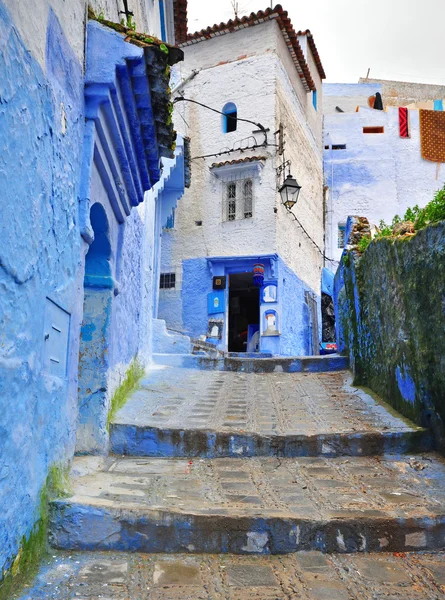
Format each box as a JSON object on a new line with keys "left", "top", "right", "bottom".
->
{"left": 187, "top": 0, "right": 445, "bottom": 85}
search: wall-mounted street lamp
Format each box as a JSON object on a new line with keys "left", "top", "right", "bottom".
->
{"left": 279, "top": 174, "right": 302, "bottom": 210}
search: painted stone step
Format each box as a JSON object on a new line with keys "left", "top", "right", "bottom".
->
{"left": 152, "top": 353, "right": 349, "bottom": 372}
{"left": 109, "top": 368, "right": 431, "bottom": 458}
{"left": 50, "top": 455, "right": 445, "bottom": 555}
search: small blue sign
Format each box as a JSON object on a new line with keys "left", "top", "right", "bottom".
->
{"left": 208, "top": 291, "right": 225, "bottom": 315}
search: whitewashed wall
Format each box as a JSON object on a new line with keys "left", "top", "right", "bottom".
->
{"left": 168, "top": 19, "right": 324, "bottom": 295}
{"left": 324, "top": 106, "right": 445, "bottom": 268}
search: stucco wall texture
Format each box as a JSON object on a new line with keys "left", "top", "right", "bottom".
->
{"left": 324, "top": 105, "right": 445, "bottom": 268}
{"left": 0, "top": 1, "right": 84, "bottom": 578}
{"left": 0, "top": 0, "right": 177, "bottom": 581}
{"left": 334, "top": 221, "right": 445, "bottom": 452}
{"left": 160, "top": 19, "right": 324, "bottom": 353}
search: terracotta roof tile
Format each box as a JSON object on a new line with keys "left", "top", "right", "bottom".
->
{"left": 173, "top": 0, "right": 188, "bottom": 44}
{"left": 210, "top": 156, "right": 267, "bottom": 169}
{"left": 296, "top": 29, "right": 326, "bottom": 80}
{"left": 181, "top": 5, "right": 325, "bottom": 91}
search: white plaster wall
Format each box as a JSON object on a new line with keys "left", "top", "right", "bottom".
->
{"left": 324, "top": 106, "right": 445, "bottom": 269}
{"left": 166, "top": 31, "right": 323, "bottom": 297}
{"left": 275, "top": 29, "right": 323, "bottom": 146}
{"left": 168, "top": 53, "right": 279, "bottom": 275}
{"left": 275, "top": 64, "right": 324, "bottom": 295}
{"left": 89, "top": 0, "right": 165, "bottom": 39}
{"left": 178, "top": 19, "right": 278, "bottom": 75}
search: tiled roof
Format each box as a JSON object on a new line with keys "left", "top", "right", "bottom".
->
{"left": 181, "top": 5, "right": 325, "bottom": 91}
{"left": 296, "top": 29, "right": 326, "bottom": 80}
{"left": 174, "top": 0, "right": 188, "bottom": 44}
{"left": 210, "top": 156, "right": 267, "bottom": 169}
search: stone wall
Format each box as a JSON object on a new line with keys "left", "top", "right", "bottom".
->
{"left": 334, "top": 218, "right": 445, "bottom": 451}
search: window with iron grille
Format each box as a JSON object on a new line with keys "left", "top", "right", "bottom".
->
{"left": 159, "top": 272, "right": 176, "bottom": 289}
{"left": 224, "top": 178, "right": 254, "bottom": 221}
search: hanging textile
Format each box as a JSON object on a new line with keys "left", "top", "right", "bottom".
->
{"left": 399, "top": 107, "right": 409, "bottom": 138}
{"left": 373, "top": 92, "right": 384, "bottom": 110}
{"left": 419, "top": 109, "right": 445, "bottom": 163}
{"left": 434, "top": 99, "right": 444, "bottom": 111}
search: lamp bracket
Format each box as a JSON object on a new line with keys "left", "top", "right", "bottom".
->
{"left": 276, "top": 159, "right": 291, "bottom": 178}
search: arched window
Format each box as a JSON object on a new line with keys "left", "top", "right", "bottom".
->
{"left": 222, "top": 102, "right": 237, "bottom": 133}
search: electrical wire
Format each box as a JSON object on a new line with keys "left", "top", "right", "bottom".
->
{"left": 173, "top": 96, "right": 269, "bottom": 144}
{"left": 285, "top": 206, "right": 337, "bottom": 264}
{"left": 192, "top": 143, "right": 277, "bottom": 161}
{"left": 173, "top": 97, "right": 336, "bottom": 264}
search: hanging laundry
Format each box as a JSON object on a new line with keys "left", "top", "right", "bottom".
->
{"left": 399, "top": 107, "right": 409, "bottom": 138}
{"left": 419, "top": 109, "right": 445, "bottom": 163}
{"left": 434, "top": 99, "right": 444, "bottom": 111}
{"left": 373, "top": 92, "right": 384, "bottom": 110}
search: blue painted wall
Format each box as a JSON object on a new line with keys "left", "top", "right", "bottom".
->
{"left": 158, "top": 255, "right": 320, "bottom": 356}
{"left": 0, "top": 3, "right": 84, "bottom": 578}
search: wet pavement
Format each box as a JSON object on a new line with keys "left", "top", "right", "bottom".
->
{"left": 16, "top": 550, "right": 445, "bottom": 599}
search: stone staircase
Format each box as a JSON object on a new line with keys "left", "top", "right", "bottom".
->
{"left": 49, "top": 364, "right": 445, "bottom": 556}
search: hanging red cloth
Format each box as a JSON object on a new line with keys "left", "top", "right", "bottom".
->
{"left": 399, "top": 107, "right": 409, "bottom": 138}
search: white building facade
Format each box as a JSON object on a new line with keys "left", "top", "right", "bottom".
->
{"left": 324, "top": 82, "right": 445, "bottom": 269}
{"left": 158, "top": 6, "right": 326, "bottom": 356}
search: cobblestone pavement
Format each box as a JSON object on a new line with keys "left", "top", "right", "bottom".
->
{"left": 113, "top": 367, "right": 416, "bottom": 437}
{"left": 66, "top": 454, "right": 445, "bottom": 521}
{"left": 17, "top": 550, "right": 445, "bottom": 599}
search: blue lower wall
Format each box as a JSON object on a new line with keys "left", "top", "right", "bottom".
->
{"left": 158, "top": 255, "right": 320, "bottom": 356}
{"left": 0, "top": 3, "right": 84, "bottom": 577}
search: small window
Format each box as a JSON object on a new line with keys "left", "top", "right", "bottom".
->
{"left": 243, "top": 179, "right": 253, "bottom": 218}
{"left": 338, "top": 224, "right": 346, "bottom": 249}
{"left": 224, "top": 178, "right": 254, "bottom": 222}
{"left": 363, "top": 126, "right": 384, "bottom": 134}
{"left": 227, "top": 182, "right": 236, "bottom": 221}
{"left": 332, "top": 144, "right": 347, "bottom": 150}
{"left": 160, "top": 272, "right": 176, "bottom": 289}
{"left": 222, "top": 102, "right": 237, "bottom": 133}
{"left": 312, "top": 90, "right": 317, "bottom": 110}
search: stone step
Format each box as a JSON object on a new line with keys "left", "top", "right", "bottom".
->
{"left": 109, "top": 368, "right": 431, "bottom": 458}
{"left": 152, "top": 353, "right": 349, "bottom": 372}
{"left": 50, "top": 454, "right": 445, "bottom": 555}
{"left": 17, "top": 549, "right": 445, "bottom": 599}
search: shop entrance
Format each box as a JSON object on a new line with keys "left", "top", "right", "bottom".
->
{"left": 228, "top": 272, "right": 260, "bottom": 352}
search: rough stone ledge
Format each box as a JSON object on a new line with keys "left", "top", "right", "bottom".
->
{"left": 110, "top": 424, "right": 432, "bottom": 458}
{"left": 152, "top": 353, "right": 349, "bottom": 372}
{"left": 49, "top": 501, "right": 445, "bottom": 555}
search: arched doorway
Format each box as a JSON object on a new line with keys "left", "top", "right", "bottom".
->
{"left": 76, "top": 203, "right": 113, "bottom": 454}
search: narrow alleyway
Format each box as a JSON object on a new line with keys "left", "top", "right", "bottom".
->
{"left": 17, "top": 364, "right": 445, "bottom": 599}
